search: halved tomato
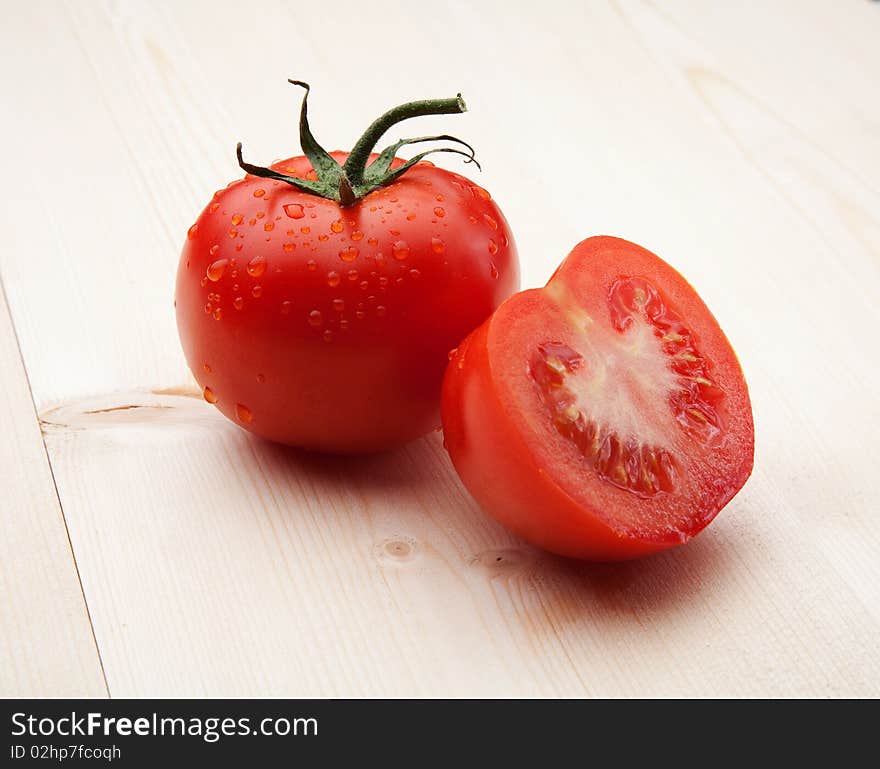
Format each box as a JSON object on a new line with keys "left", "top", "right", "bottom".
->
{"left": 441, "top": 236, "right": 754, "bottom": 560}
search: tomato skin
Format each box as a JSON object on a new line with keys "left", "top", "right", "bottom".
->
{"left": 176, "top": 152, "right": 518, "bottom": 453}
{"left": 442, "top": 236, "right": 754, "bottom": 561}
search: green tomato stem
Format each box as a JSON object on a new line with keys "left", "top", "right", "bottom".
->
{"left": 236, "top": 82, "right": 477, "bottom": 207}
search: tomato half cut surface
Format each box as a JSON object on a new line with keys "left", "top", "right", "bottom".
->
{"left": 441, "top": 236, "right": 754, "bottom": 560}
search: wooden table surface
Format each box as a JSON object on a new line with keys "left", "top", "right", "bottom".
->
{"left": 2, "top": 0, "right": 878, "bottom": 698}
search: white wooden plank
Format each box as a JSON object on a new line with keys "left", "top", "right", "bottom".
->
{"left": 615, "top": 0, "right": 880, "bottom": 621}
{"left": 0, "top": 289, "right": 106, "bottom": 697}
{"left": 38, "top": 388, "right": 880, "bottom": 696}
{"left": 0, "top": 0, "right": 877, "bottom": 696}
{"left": 626, "top": 0, "right": 880, "bottom": 192}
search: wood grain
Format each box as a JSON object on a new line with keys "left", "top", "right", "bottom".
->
{"left": 0, "top": 289, "right": 106, "bottom": 697}
{"left": 0, "top": 0, "right": 877, "bottom": 696}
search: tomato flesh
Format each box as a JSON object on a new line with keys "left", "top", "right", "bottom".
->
{"left": 442, "top": 236, "right": 754, "bottom": 560}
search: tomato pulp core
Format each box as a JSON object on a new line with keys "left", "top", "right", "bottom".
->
{"left": 529, "top": 276, "right": 726, "bottom": 499}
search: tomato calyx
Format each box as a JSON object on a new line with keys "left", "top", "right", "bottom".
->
{"left": 236, "top": 80, "right": 481, "bottom": 207}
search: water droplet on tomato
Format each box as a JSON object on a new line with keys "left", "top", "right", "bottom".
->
{"left": 246, "top": 255, "right": 267, "bottom": 277}
{"left": 431, "top": 237, "right": 444, "bottom": 254}
{"left": 283, "top": 242, "right": 296, "bottom": 252}
{"left": 236, "top": 403, "right": 252, "bottom": 423}
{"left": 204, "top": 302, "right": 213, "bottom": 313}
{"left": 473, "top": 186, "right": 491, "bottom": 200}
{"left": 406, "top": 213, "right": 416, "bottom": 221}
{"left": 351, "top": 230, "right": 364, "bottom": 241}
{"left": 256, "top": 373, "right": 266, "bottom": 384}
{"left": 330, "top": 219, "right": 344, "bottom": 233}
{"left": 327, "top": 271, "right": 341, "bottom": 287}
{"left": 208, "top": 202, "right": 220, "bottom": 214}
{"left": 367, "top": 237, "right": 379, "bottom": 247}
{"left": 433, "top": 206, "right": 445, "bottom": 218}
{"left": 488, "top": 238, "right": 498, "bottom": 255}
{"left": 253, "top": 188, "right": 266, "bottom": 198}
{"left": 347, "top": 270, "right": 359, "bottom": 282}
{"left": 409, "top": 268, "right": 421, "bottom": 280}
{"left": 490, "top": 261, "right": 499, "bottom": 279}
{"left": 283, "top": 203, "right": 304, "bottom": 219}
{"left": 251, "top": 285, "right": 262, "bottom": 298}
{"left": 308, "top": 309, "right": 323, "bottom": 327}
{"left": 332, "top": 298, "right": 345, "bottom": 312}
{"left": 392, "top": 241, "right": 409, "bottom": 261}
{"left": 207, "top": 258, "right": 229, "bottom": 281}
{"left": 209, "top": 244, "right": 220, "bottom": 256}
{"left": 307, "top": 260, "right": 317, "bottom": 271}
{"left": 203, "top": 363, "right": 212, "bottom": 373}
{"left": 187, "top": 223, "right": 199, "bottom": 239}
{"left": 203, "top": 386, "right": 217, "bottom": 403}
{"left": 213, "top": 307, "right": 223, "bottom": 320}
{"left": 339, "top": 246, "right": 359, "bottom": 262}
{"left": 280, "top": 300, "right": 292, "bottom": 314}
{"left": 264, "top": 222, "right": 275, "bottom": 232}
{"left": 322, "top": 329, "right": 334, "bottom": 343}
{"left": 228, "top": 229, "right": 239, "bottom": 239}
{"left": 482, "top": 213, "right": 498, "bottom": 230}
{"left": 318, "top": 234, "right": 329, "bottom": 242}
{"left": 231, "top": 213, "right": 243, "bottom": 226}
{"left": 300, "top": 226, "right": 310, "bottom": 234}
{"left": 376, "top": 305, "right": 387, "bottom": 317}
{"left": 233, "top": 296, "right": 244, "bottom": 310}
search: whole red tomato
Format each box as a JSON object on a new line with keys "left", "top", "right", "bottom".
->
{"left": 176, "top": 82, "right": 518, "bottom": 452}
{"left": 442, "top": 237, "right": 754, "bottom": 560}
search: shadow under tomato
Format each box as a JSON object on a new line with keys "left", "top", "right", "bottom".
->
{"left": 548, "top": 525, "right": 740, "bottom": 611}
{"left": 249, "top": 428, "right": 450, "bottom": 490}
{"left": 246, "top": 427, "right": 741, "bottom": 618}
